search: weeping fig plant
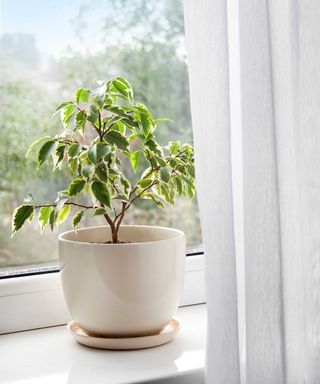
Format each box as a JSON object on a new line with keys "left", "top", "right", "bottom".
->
{"left": 12, "top": 77, "right": 195, "bottom": 243}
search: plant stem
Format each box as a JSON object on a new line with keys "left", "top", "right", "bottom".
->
{"left": 97, "top": 111, "right": 104, "bottom": 141}
{"left": 99, "top": 204, "right": 117, "bottom": 243}
{"left": 114, "top": 202, "right": 127, "bottom": 234}
{"left": 125, "top": 180, "right": 158, "bottom": 213}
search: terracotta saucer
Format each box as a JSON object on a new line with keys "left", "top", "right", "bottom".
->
{"left": 67, "top": 319, "right": 180, "bottom": 350}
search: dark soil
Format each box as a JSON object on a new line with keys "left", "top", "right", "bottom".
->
{"left": 90, "top": 241, "right": 131, "bottom": 244}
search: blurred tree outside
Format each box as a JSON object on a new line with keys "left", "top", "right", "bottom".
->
{"left": 0, "top": 0, "right": 202, "bottom": 270}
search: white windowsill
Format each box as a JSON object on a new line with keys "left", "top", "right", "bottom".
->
{"left": 0, "top": 304, "right": 206, "bottom": 384}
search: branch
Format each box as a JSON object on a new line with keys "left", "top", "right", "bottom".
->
{"left": 115, "top": 202, "right": 127, "bottom": 232}
{"left": 97, "top": 111, "right": 103, "bottom": 141}
{"left": 126, "top": 180, "right": 158, "bottom": 212}
{"left": 34, "top": 202, "right": 93, "bottom": 209}
{"left": 99, "top": 203, "right": 115, "bottom": 229}
{"left": 112, "top": 179, "right": 122, "bottom": 195}
{"left": 129, "top": 186, "right": 138, "bottom": 199}
{"left": 164, "top": 149, "right": 189, "bottom": 165}
{"left": 56, "top": 139, "right": 87, "bottom": 151}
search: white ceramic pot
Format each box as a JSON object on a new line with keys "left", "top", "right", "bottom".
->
{"left": 58, "top": 225, "right": 185, "bottom": 337}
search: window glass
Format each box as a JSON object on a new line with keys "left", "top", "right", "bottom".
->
{"left": 0, "top": 0, "right": 202, "bottom": 272}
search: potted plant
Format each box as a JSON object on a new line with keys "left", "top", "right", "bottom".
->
{"left": 12, "top": 77, "right": 195, "bottom": 343}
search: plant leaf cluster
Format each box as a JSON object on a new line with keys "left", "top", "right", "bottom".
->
{"left": 12, "top": 77, "right": 195, "bottom": 242}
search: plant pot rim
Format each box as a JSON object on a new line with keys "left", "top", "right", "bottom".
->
{"left": 58, "top": 225, "right": 185, "bottom": 247}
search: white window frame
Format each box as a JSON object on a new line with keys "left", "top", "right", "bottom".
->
{"left": 0, "top": 252, "right": 205, "bottom": 334}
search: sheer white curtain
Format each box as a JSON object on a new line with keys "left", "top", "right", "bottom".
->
{"left": 184, "top": 0, "right": 320, "bottom": 383}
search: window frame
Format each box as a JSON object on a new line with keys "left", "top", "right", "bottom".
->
{"left": 0, "top": 251, "right": 205, "bottom": 334}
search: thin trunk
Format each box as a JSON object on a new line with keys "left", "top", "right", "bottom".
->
{"left": 111, "top": 228, "right": 118, "bottom": 243}
{"left": 103, "top": 212, "right": 118, "bottom": 243}
{"left": 115, "top": 202, "right": 127, "bottom": 235}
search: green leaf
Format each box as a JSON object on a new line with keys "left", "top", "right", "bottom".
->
{"left": 174, "top": 177, "right": 183, "bottom": 196}
{"left": 161, "top": 185, "right": 172, "bottom": 204}
{"left": 28, "top": 211, "right": 35, "bottom": 222}
{"left": 169, "top": 159, "right": 177, "bottom": 167}
{"left": 38, "top": 206, "right": 53, "bottom": 232}
{"left": 106, "top": 105, "right": 128, "bottom": 117}
{"left": 88, "top": 143, "right": 111, "bottom": 164}
{"left": 120, "top": 176, "right": 131, "bottom": 195}
{"left": 156, "top": 183, "right": 173, "bottom": 205}
{"left": 137, "top": 179, "right": 153, "bottom": 189}
{"left": 38, "top": 140, "right": 58, "bottom": 168}
{"left": 12, "top": 205, "right": 34, "bottom": 235}
{"left": 135, "top": 104, "right": 152, "bottom": 133}
{"left": 130, "top": 150, "right": 141, "bottom": 173}
{"left": 116, "top": 121, "right": 126, "bottom": 134}
{"left": 160, "top": 166, "right": 171, "bottom": 182}
{"left": 113, "top": 79, "right": 128, "bottom": 96}
{"left": 154, "top": 155, "right": 166, "bottom": 167}
{"left": 109, "top": 168, "right": 119, "bottom": 178}
{"left": 95, "top": 163, "right": 108, "bottom": 182}
{"left": 75, "top": 110, "right": 87, "bottom": 131}
{"left": 87, "top": 104, "right": 99, "bottom": 125}
{"left": 75, "top": 88, "right": 90, "bottom": 104}
{"left": 68, "top": 143, "right": 81, "bottom": 158}
{"left": 129, "top": 133, "right": 139, "bottom": 142}
{"left": 88, "top": 144, "right": 98, "bottom": 164}
{"left": 122, "top": 117, "right": 139, "bottom": 129}
{"left": 54, "top": 145, "right": 65, "bottom": 169}
{"left": 111, "top": 78, "right": 132, "bottom": 101}
{"left": 91, "top": 181, "right": 111, "bottom": 208}
{"left": 83, "top": 181, "right": 91, "bottom": 195}
{"left": 114, "top": 76, "right": 133, "bottom": 101}
{"left": 135, "top": 103, "right": 152, "bottom": 119}
{"left": 93, "top": 208, "right": 106, "bottom": 216}
{"left": 153, "top": 118, "right": 174, "bottom": 124}
{"left": 26, "top": 136, "right": 52, "bottom": 158}
{"left": 149, "top": 193, "right": 165, "bottom": 208}
{"left": 113, "top": 194, "right": 129, "bottom": 202}
{"left": 68, "top": 177, "right": 86, "bottom": 197}
{"left": 181, "top": 174, "right": 195, "bottom": 187}
{"left": 186, "top": 164, "right": 195, "bottom": 178}
{"left": 51, "top": 101, "right": 73, "bottom": 117}
{"left": 135, "top": 187, "right": 148, "bottom": 198}
{"left": 57, "top": 205, "right": 71, "bottom": 224}
{"left": 104, "top": 115, "right": 124, "bottom": 131}
{"left": 49, "top": 209, "right": 57, "bottom": 231}
{"left": 145, "top": 139, "right": 162, "bottom": 155}
{"left": 186, "top": 184, "right": 195, "bottom": 199}
{"left": 69, "top": 158, "right": 78, "bottom": 176}
{"left": 105, "top": 131, "right": 129, "bottom": 151}
{"left": 169, "top": 141, "right": 181, "bottom": 156}
{"left": 61, "top": 104, "right": 75, "bottom": 128}
{"left": 81, "top": 163, "right": 95, "bottom": 179}
{"left": 72, "top": 210, "right": 85, "bottom": 230}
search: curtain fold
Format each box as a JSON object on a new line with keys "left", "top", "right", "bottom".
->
{"left": 184, "top": 0, "right": 320, "bottom": 383}
{"left": 183, "top": 1, "right": 241, "bottom": 383}
{"left": 240, "top": 0, "right": 287, "bottom": 381}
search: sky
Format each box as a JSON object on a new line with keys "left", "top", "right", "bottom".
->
{"left": 0, "top": 0, "right": 103, "bottom": 57}
{"left": 0, "top": 0, "right": 185, "bottom": 60}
